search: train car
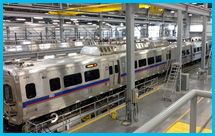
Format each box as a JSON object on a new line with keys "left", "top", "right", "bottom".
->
{"left": 3, "top": 39, "right": 211, "bottom": 132}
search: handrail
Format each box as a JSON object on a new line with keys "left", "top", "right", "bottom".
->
{"left": 133, "top": 89, "right": 212, "bottom": 133}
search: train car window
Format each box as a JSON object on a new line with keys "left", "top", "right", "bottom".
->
{"left": 156, "top": 55, "right": 162, "bottom": 63}
{"left": 194, "top": 48, "right": 197, "bottom": 53}
{"left": 109, "top": 66, "right": 113, "bottom": 75}
{"left": 135, "top": 61, "right": 137, "bottom": 69}
{"left": 186, "top": 49, "right": 190, "bottom": 55}
{"left": 182, "top": 50, "right": 186, "bottom": 56}
{"left": 3, "top": 84, "right": 13, "bottom": 102}
{"left": 148, "top": 57, "right": 155, "bottom": 65}
{"left": 115, "top": 65, "right": 119, "bottom": 73}
{"left": 85, "top": 69, "right": 100, "bottom": 82}
{"left": 25, "top": 83, "right": 36, "bottom": 99}
{"left": 197, "top": 47, "right": 200, "bottom": 52}
{"left": 166, "top": 54, "right": 171, "bottom": 60}
{"left": 200, "top": 47, "right": 202, "bottom": 51}
{"left": 209, "top": 44, "right": 212, "bottom": 49}
{"left": 49, "top": 78, "right": 61, "bottom": 91}
{"left": 139, "top": 59, "right": 146, "bottom": 67}
{"left": 64, "top": 73, "right": 82, "bottom": 88}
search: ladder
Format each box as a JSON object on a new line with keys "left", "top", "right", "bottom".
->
{"left": 163, "top": 62, "right": 180, "bottom": 101}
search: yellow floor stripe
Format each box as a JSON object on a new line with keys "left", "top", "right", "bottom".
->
{"left": 163, "top": 89, "right": 212, "bottom": 133}
{"left": 68, "top": 88, "right": 160, "bottom": 133}
{"left": 68, "top": 64, "right": 201, "bottom": 133}
{"left": 202, "top": 128, "right": 212, "bottom": 133}
{"left": 166, "top": 121, "right": 202, "bottom": 133}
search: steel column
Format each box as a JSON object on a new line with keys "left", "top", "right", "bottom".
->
{"left": 25, "top": 28, "right": 28, "bottom": 40}
{"left": 176, "top": 10, "right": 182, "bottom": 92}
{"left": 99, "top": 15, "right": 103, "bottom": 42}
{"left": 59, "top": 3, "right": 64, "bottom": 42}
{"left": 190, "top": 96, "right": 197, "bottom": 133}
{"left": 6, "top": 26, "right": 10, "bottom": 40}
{"left": 74, "top": 26, "right": 78, "bottom": 39}
{"left": 45, "top": 27, "right": 48, "bottom": 40}
{"left": 201, "top": 3, "right": 208, "bottom": 69}
{"left": 125, "top": 3, "right": 135, "bottom": 122}
{"left": 146, "top": 24, "right": 149, "bottom": 37}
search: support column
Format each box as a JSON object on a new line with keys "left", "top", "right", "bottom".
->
{"left": 74, "top": 26, "right": 78, "bottom": 39}
{"left": 99, "top": 16, "right": 103, "bottom": 42}
{"left": 45, "top": 27, "right": 48, "bottom": 40}
{"left": 59, "top": 3, "right": 64, "bottom": 42}
{"left": 25, "top": 28, "right": 28, "bottom": 40}
{"left": 125, "top": 3, "right": 136, "bottom": 123}
{"left": 146, "top": 24, "right": 149, "bottom": 37}
{"left": 176, "top": 10, "right": 182, "bottom": 92}
{"left": 161, "top": 24, "right": 165, "bottom": 37}
{"left": 6, "top": 26, "right": 10, "bottom": 40}
{"left": 201, "top": 3, "right": 208, "bottom": 69}
{"left": 190, "top": 96, "right": 197, "bottom": 133}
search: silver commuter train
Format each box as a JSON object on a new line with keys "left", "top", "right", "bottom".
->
{"left": 3, "top": 39, "right": 212, "bottom": 131}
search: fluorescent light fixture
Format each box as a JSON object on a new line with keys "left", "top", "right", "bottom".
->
{"left": 34, "top": 17, "right": 43, "bottom": 19}
{"left": 66, "top": 22, "right": 71, "bottom": 24}
{"left": 171, "top": 11, "right": 175, "bottom": 13}
{"left": 189, "top": 14, "right": 192, "bottom": 16}
{"left": 53, "top": 22, "right": 58, "bottom": 25}
{"left": 70, "top": 19, "right": 78, "bottom": 21}
{"left": 53, "top": 20, "right": 60, "bottom": 22}
{"left": 38, "top": 21, "right": 45, "bottom": 23}
{"left": 87, "top": 22, "right": 92, "bottom": 25}
{"left": 120, "top": 23, "right": 124, "bottom": 26}
{"left": 190, "top": 25, "right": 203, "bottom": 32}
{"left": 25, "top": 22, "right": 32, "bottom": 24}
{"left": 16, "top": 18, "right": 26, "bottom": 21}
{"left": 44, "top": 55, "right": 55, "bottom": 59}
{"left": 93, "top": 24, "right": 97, "bottom": 26}
{"left": 145, "top": 6, "right": 149, "bottom": 9}
{"left": 68, "top": 53, "right": 77, "bottom": 56}
{"left": 192, "top": 3, "right": 197, "bottom": 4}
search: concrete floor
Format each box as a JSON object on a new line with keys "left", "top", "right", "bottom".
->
{"left": 66, "top": 64, "right": 212, "bottom": 133}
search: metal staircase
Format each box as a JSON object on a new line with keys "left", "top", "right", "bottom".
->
{"left": 163, "top": 62, "right": 180, "bottom": 101}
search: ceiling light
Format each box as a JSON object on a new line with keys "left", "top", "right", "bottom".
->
{"left": 145, "top": 6, "right": 149, "bottom": 9}
{"left": 189, "top": 14, "right": 192, "bottom": 16}
{"left": 53, "top": 20, "right": 60, "bottom": 22}
{"left": 70, "top": 19, "right": 78, "bottom": 21}
{"left": 120, "top": 23, "right": 124, "bottom": 26}
{"left": 34, "top": 17, "right": 43, "bottom": 19}
{"left": 87, "top": 22, "right": 92, "bottom": 25}
{"left": 66, "top": 22, "right": 71, "bottom": 24}
{"left": 171, "top": 11, "right": 175, "bottom": 13}
{"left": 53, "top": 22, "right": 58, "bottom": 25}
{"left": 16, "top": 18, "right": 26, "bottom": 21}
{"left": 192, "top": 3, "right": 197, "bottom": 4}
{"left": 38, "top": 21, "right": 45, "bottom": 23}
{"left": 93, "top": 24, "right": 97, "bottom": 26}
{"left": 25, "top": 22, "right": 32, "bottom": 24}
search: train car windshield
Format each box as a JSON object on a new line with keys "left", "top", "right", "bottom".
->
{"left": 3, "top": 84, "right": 13, "bottom": 102}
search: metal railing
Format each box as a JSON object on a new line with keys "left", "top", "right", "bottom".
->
{"left": 133, "top": 89, "right": 212, "bottom": 133}
{"left": 24, "top": 77, "right": 158, "bottom": 133}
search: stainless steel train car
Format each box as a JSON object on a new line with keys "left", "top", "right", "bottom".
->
{"left": 3, "top": 39, "right": 211, "bottom": 132}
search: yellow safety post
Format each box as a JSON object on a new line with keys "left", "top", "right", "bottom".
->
{"left": 111, "top": 110, "right": 117, "bottom": 120}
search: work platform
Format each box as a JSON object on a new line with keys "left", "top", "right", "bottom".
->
{"left": 65, "top": 65, "right": 212, "bottom": 133}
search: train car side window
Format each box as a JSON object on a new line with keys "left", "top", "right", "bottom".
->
{"left": 186, "top": 49, "right": 190, "bottom": 55}
{"left": 135, "top": 61, "right": 137, "bottom": 69}
{"left": 85, "top": 69, "right": 100, "bottom": 82}
{"left": 25, "top": 83, "right": 36, "bottom": 99}
{"left": 197, "top": 47, "right": 200, "bottom": 52}
{"left": 109, "top": 66, "right": 113, "bottom": 75}
{"left": 115, "top": 65, "right": 119, "bottom": 73}
{"left": 49, "top": 78, "right": 61, "bottom": 91}
{"left": 200, "top": 47, "right": 202, "bottom": 51}
{"left": 182, "top": 50, "right": 186, "bottom": 56}
{"left": 156, "top": 55, "right": 162, "bottom": 63}
{"left": 194, "top": 48, "right": 197, "bottom": 53}
{"left": 148, "top": 57, "right": 155, "bottom": 65}
{"left": 3, "top": 84, "right": 13, "bottom": 101}
{"left": 64, "top": 73, "right": 82, "bottom": 88}
{"left": 139, "top": 59, "right": 146, "bottom": 67}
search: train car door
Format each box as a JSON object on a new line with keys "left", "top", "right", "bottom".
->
{"left": 108, "top": 60, "right": 119, "bottom": 87}
{"left": 3, "top": 76, "right": 18, "bottom": 121}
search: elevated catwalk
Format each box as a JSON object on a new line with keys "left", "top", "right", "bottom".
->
{"left": 65, "top": 64, "right": 212, "bottom": 133}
